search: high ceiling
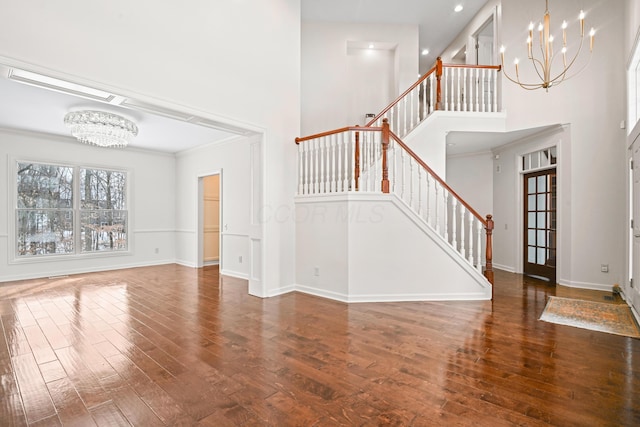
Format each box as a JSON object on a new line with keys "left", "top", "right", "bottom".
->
{"left": 0, "top": 1, "right": 496, "bottom": 154}
{"left": 301, "top": 0, "right": 490, "bottom": 72}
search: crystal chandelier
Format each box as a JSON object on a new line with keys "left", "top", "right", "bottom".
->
{"left": 64, "top": 110, "right": 138, "bottom": 148}
{"left": 500, "top": 0, "right": 595, "bottom": 91}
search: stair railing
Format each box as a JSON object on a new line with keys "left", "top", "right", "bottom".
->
{"left": 365, "top": 57, "right": 501, "bottom": 138}
{"left": 295, "top": 119, "right": 494, "bottom": 286}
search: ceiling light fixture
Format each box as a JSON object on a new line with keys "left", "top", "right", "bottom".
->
{"left": 500, "top": 0, "right": 595, "bottom": 91}
{"left": 64, "top": 110, "right": 138, "bottom": 148}
{"left": 422, "top": 49, "right": 430, "bottom": 56}
{"left": 454, "top": 5, "right": 463, "bottom": 12}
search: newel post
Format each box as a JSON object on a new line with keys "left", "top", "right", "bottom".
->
{"left": 484, "top": 214, "right": 494, "bottom": 287}
{"left": 435, "top": 57, "right": 443, "bottom": 111}
{"left": 381, "top": 118, "right": 390, "bottom": 193}
{"left": 354, "top": 125, "right": 361, "bottom": 191}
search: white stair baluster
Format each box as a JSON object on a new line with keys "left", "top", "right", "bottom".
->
{"left": 343, "top": 133, "right": 349, "bottom": 192}
{"left": 443, "top": 189, "right": 449, "bottom": 242}
{"left": 434, "top": 182, "right": 440, "bottom": 233}
{"left": 410, "top": 90, "right": 415, "bottom": 131}
{"left": 400, "top": 149, "right": 405, "bottom": 200}
{"left": 350, "top": 132, "right": 356, "bottom": 191}
{"left": 468, "top": 212, "right": 474, "bottom": 264}
{"left": 422, "top": 80, "right": 427, "bottom": 120}
{"left": 475, "top": 69, "right": 480, "bottom": 112}
{"left": 330, "top": 134, "right": 336, "bottom": 192}
{"left": 425, "top": 173, "right": 431, "bottom": 225}
{"left": 408, "top": 157, "right": 414, "bottom": 208}
{"left": 418, "top": 167, "right": 423, "bottom": 216}
{"left": 460, "top": 205, "right": 466, "bottom": 258}
{"left": 310, "top": 140, "right": 316, "bottom": 194}
{"left": 319, "top": 137, "right": 326, "bottom": 193}
{"left": 481, "top": 69, "right": 486, "bottom": 113}
{"left": 476, "top": 219, "right": 483, "bottom": 272}
{"left": 462, "top": 68, "right": 467, "bottom": 111}
{"left": 493, "top": 69, "right": 498, "bottom": 112}
{"left": 451, "top": 198, "right": 458, "bottom": 249}
{"left": 456, "top": 68, "right": 461, "bottom": 111}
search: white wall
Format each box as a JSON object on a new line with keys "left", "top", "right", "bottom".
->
{"left": 440, "top": 0, "right": 627, "bottom": 291}
{"left": 295, "top": 194, "right": 491, "bottom": 302}
{"left": 446, "top": 151, "right": 494, "bottom": 220}
{"left": 0, "top": 0, "right": 301, "bottom": 296}
{"left": 175, "top": 136, "right": 252, "bottom": 279}
{"left": 0, "top": 129, "right": 175, "bottom": 282}
{"left": 301, "top": 21, "right": 419, "bottom": 135}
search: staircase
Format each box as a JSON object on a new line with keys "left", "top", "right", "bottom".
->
{"left": 294, "top": 58, "right": 500, "bottom": 303}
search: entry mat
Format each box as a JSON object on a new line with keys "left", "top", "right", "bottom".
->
{"left": 540, "top": 296, "right": 640, "bottom": 338}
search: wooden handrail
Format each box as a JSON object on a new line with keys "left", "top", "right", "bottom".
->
{"left": 365, "top": 64, "right": 438, "bottom": 127}
{"left": 441, "top": 63, "right": 502, "bottom": 70}
{"left": 389, "top": 131, "right": 486, "bottom": 225}
{"left": 295, "top": 126, "right": 383, "bottom": 144}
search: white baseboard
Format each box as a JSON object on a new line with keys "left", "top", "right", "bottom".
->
{"left": 493, "top": 263, "right": 516, "bottom": 273}
{"left": 557, "top": 280, "right": 612, "bottom": 292}
{"left": 220, "top": 269, "right": 249, "bottom": 280}
{"left": 0, "top": 259, "right": 176, "bottom": 284}
{"left": 291, "top": 284, "right": 491, "bottom": 303}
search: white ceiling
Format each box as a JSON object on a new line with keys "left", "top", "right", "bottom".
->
{"left": 0, "top": 66, "right": 246, "bottom": 153}
{"left": 301, "top": 0, "right": 490, "bottom": 72}
{"left": 1, "top": 1, "right": 502, "bottom": 155}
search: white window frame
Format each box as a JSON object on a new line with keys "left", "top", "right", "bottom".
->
{"left": 9, "top": 157, "right": 131, "bottom": 264}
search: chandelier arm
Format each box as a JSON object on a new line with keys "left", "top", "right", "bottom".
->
{"left": 528, "top": 56, "right": 548, "bottom": 81}
{"left": 544, "top": 34, "right": 587, "bottom": 87}
{"left": 548, "top": 49, "right": 592, "bottom": 86}
{"left": 500, "top": 65, "right": 546, "bottom": 90}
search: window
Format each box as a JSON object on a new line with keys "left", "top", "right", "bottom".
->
{"left": 628, "top": 36, "right": 640, "bottom": 133}
{"left": 16, "top": 161, "right": 128, "bottom": 258}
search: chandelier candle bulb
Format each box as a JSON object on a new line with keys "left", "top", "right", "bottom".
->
{"left": 500, "top": 0, "right": 595, "bottom": 91}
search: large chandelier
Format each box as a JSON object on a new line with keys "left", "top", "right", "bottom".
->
{"left": 500, "top": 0, "right": 595, "bottom": 91}
{"left": 64, "top": 110, "right": 138, "bottom": 148}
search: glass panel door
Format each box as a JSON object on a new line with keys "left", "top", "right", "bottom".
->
{"left": 524, "top": 169, "right": 557, "bottom": 283}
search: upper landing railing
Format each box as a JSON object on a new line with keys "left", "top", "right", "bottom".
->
{"left": 366, "top": 57, "right": 502, "bottom": 138}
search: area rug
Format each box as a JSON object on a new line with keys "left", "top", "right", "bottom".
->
{"left": 540, "top": 296, "right": 640, "bottom": 338}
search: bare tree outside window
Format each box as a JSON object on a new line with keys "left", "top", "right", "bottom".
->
{"left": 80, "top": 168, "right": 127, "bottom": 252}
{"left": 16, "top": 163, "right": 74, "bottom": 256}
{"left": 15, "top": 162, "right": 128, "bottom": 258}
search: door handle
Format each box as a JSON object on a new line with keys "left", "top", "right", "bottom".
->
{"left": 635, "top": 234, "right": 640, "bottom": 238}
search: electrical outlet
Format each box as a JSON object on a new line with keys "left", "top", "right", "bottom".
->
{"left": 601, "top": 264, "right": 609, "bottom": 273}
{"left": 314, "top": 267, "right": 320, "bottom": 276}
{"left": 239, "top": 256, "right": 243, "bottom": 263}
{"left": 154, "top": 248, "right": 159, "bottom": 254}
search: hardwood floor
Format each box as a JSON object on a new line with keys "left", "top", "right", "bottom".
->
{"left": 1, "top": 265, "right": 638, "bottom": 426}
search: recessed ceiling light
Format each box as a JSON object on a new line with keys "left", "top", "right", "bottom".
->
{"left": 421, "top": 49, "right": 430, "bottom": 56}
{"left": 454, "top": 5, "right": 463, "bottom": 12}
{"left": 368, "top": 44, "right": 374, "bottom": 49}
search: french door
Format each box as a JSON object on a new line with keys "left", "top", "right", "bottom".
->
{"left": 524, "top": 169, "right": 557, "bottom": 283}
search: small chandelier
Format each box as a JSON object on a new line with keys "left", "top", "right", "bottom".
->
{"left": 64, "top": 110, "right": 138, "bottom": 148}
{"left": 500, "top": 0, "right": 595, "bottom": 91}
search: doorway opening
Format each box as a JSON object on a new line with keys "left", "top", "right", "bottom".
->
{"left": 198, "top": 173, "right": 221, "bottom": 269}
{"left": 523, "top": 168, "right": 557, "bottom": 284}
{"left": 473, "top": 15, "right": 494, "bottom": 65}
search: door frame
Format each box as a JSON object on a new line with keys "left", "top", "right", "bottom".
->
{"left": 523, "top": 168, "right": 557, "bottom": 283}
{"left": 196, "top": 169, "right": 222, "bottom": 269}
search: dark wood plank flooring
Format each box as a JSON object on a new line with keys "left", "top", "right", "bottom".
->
{"left": 1, "top": 265, "right": 638, "bottom": 426}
